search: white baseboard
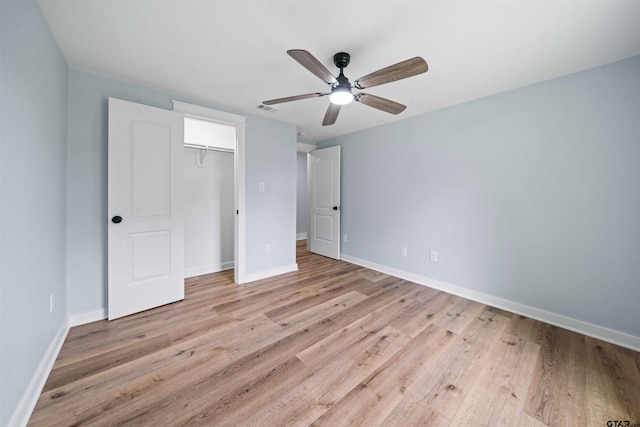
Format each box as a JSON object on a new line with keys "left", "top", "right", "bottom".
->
{"left": 341, "top": 254, "right": 640, "bottom": 352}
{"left": 240, "top": 263, "right": 299, "bottom": 284}
{"left": 184, "top": 262, "right": 234, "bottom": 279}
{"left": 68, "top": 308, "right": 107, "bottom": 327}
{"left": 296, "top": 233, "right": 307, "bottom": 240}
{"left": 9, "top": 320, "right": 69, "bottom": 427}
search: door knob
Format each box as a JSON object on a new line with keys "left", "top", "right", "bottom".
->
{"left": 333, "top": 206, "right": 340, "bottom": 211}
{"left": 111, "top": 215, "right": 123, "bottom": 224}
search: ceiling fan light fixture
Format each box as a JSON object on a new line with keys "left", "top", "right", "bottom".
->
{"left": 263, "top": 50, "right": 427, "bottom": 126}
{"left": 330, "top": 87, "right": 354, "bottom": 105}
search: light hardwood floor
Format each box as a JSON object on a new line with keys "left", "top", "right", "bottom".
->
{"left": 29, "top": 240, "right": 640, "bottom": 426}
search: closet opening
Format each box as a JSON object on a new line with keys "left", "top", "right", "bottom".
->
{"left": 183, "top": 116, "right": 236, "bottom": 278}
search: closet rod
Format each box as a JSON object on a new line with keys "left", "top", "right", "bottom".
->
{"left": 184, "top": 143, "right": 234, "bottom": 154}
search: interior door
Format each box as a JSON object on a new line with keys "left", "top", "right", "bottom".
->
{"left": 108, "top": 97, "right": 184, "bottom": 320}
{"left": 308, "top": 146, "right": 341, "bottom": 259}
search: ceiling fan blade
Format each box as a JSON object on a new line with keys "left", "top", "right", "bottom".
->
{"left": 287, "top": 49, "right": 338, "bottom": 86}
{"left": 262, "top": 92, "right": 327, "bottom": 105}
{"left": 322, "top": 103, "right": 341, "bottom": 126}
{"left": 355, "top": 93, "right": 406, "bottom": 115}
{"left": 355, "top": 57, "right": 428, "bottom": 89}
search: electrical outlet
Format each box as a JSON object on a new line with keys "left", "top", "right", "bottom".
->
{"left": 259, "top": 182, "right": 265, "bottom": 192}
{"left": 401, "top": 247, "right": 407, "bottom": 257}
{"left": 430, "top": 251, "right": 438, "bottom": 262}
{"left": 265, "top": 244, "right": 271, "bottom": 254}
{"left": 49, "top": 293, "right": 54, "bottom": 313}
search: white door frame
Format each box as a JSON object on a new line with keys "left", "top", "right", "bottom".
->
{"left": 172, "top": 101, "right": 247, "bottom": 283}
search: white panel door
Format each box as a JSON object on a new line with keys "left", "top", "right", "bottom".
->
{"left": 308, "top": 146, "right": 341, "bottom": 259}
{"left": 108, "top": 98, "right": 184, "bottom": 320}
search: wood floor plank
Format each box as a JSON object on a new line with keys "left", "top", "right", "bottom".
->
{"left": 28, "top": 242, "right": 640, "bottom": 426}
{"left": 504, "top": 314, "right": 548, "bottom": 345}
{"left": 309, "top": 323, "right": 457, "bottom": 426}
{"left": 42, "top": 332, "right": 172, "bottom": 392}
{"left": 54, "top": 299, "right": 221, "bottom": 368}
{"left": 390, "top": 292, "right": 456, "bottom": 338}
{"left": 206, "top": 264, "right": 367, "bottom": 321}
{"left": 524, "top": 325, "right": 590, "bottom": 427}
{"left": 239, "top": 325, "right": 412, "bottom": 426}
{"left": 328, "top": 277, "right": 425, "bottom": 329}
{"left": 357, "top": 269, "right": 390, "bottom": 283}
{"left": 296, "top": 302, "right": 411, "bottom": 371}
{"left": 296, "top": 287, "right": 443, "bottom": 371}
{"left": 431, "top": 297, "right": 486, "bottom": 334}
{"left": 449, "top": 333, "right": 540, "bottom": 426}
{"left": 29, "top": 315, "right": 277, "bottom": 426}
{"left": 585, "top": 337, "right": 640, "bottom": 426}
{"left": 380, "top": 395, "right": 451, "bottom": 427}
{"left": 486, "top": 337, "right": 542, "bottom": 426}
{"left": 263, "top": 276, "right": 376, "bottom": 322}
{"left": 87, "top": 292, "right": 365, "bottom": 425}
{"left": 402, "top": 309, "right": 511, "bottom": 420}
{"left": 57, "top": 296, "right": 220, "bottom": 363}
{"left": 171, "top": 357, "right": 314, "bottom": 426}
{"left": 88, "top": 317, "right": 335, "bottom": 426}
{"left": 518, "top": 413, "right": 552, "bottom": 427}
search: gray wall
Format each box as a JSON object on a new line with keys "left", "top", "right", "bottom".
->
{"left": 67, "top": 69, "right": 297, "bottom": 315}
{"left": 318, "top": 56, "right": 640, "bottom": 339}
{"left": 296, "top": 152, "right": 308, "bottom": 236}
{"left": 245, "top": 116, "right": 297, "bottom": 273}
{"left": 0, "top": 1, "right": 69, "bottom": 424}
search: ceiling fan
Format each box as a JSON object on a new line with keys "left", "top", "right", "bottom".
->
{"left": 262, "top": 50, "right": 429, "bottom": 126}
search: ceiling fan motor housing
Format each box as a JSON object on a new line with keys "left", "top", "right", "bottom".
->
{"left": 333, "top": 52, "right": 351, "bottom": 69}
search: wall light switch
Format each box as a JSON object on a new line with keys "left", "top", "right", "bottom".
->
{"left": 259, "top": 182, "right": 265, "bottom": 192}
{"left": 401, "top": 247, "right": 407, "bottom": 257}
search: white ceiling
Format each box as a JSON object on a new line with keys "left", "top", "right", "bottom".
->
{"left": 38, "top": 0, "right": 640, "bottom": 143}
